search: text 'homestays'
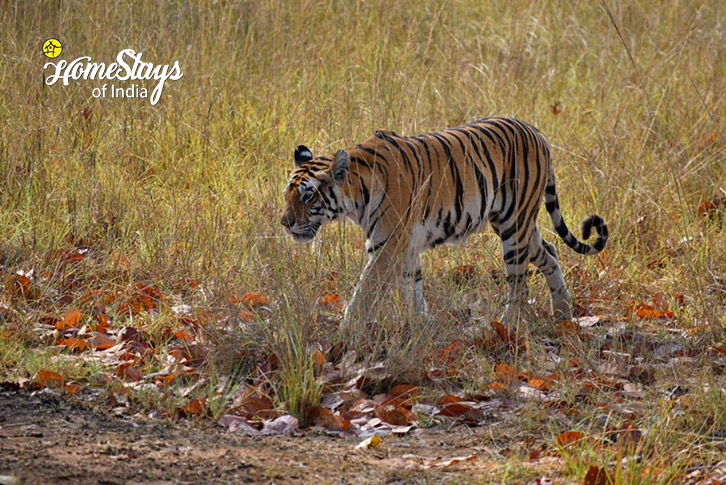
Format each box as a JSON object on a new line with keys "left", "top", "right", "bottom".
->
{"left": 44, "top": 48, "right": 183, "bottom": 105}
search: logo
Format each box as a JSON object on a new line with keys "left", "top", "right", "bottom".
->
{"left": 43, "top": 47, "right": 183, "bottom": 105}
{"left": 43, "top": 39, "right": 62, "bottom": 58}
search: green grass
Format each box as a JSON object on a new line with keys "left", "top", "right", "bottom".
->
{"left": 1, "top": 0, "right": 726, "bottom": 481}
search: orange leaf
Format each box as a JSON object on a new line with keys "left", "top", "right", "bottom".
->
{"left": 317, "top": 294, "right": 343, "bottom": 311}
{"left": 550, "top": 101, "right": 562, "bottom": 115}
{"left": 584, "top": 465, "right": 611, "bottom": 485}
{"left": 529, "top": 375, "right": 554, "bottom": 391}
{"left": 557, "top": 430, "right": 585, "bottom": 447}
{"left": 239, "top": 310, "right": 255, "bottom": 322}
{"left": 375, "top": 403, "right": 415, "bottom": 425}
{"left": 93, "top": 313, "right": 110, "bottom": 332}
{"left": 491, "top": 320, "right": 509, "bottom": 341}
{"left": 56, "top": 337, "right": 88, "bottom": 352}
{"left": 36, "top": 369, "right": 64, "bottom": 388}
{"left": 179, "top": 398, "right": 207, "bottom": 417}
{"left": 5, "top": 274, "right": 36, "bottom": 300}
{"left": 55, "top": 308, "right": 82, "bottom": 330}
{"left": 389, "top": 384, "right": 420, "bottom": 400}
{"left": 488, "top": 382, "right": 507, "bottom": 392}
{"left": 174, "top": 330, "right": 194, "bottom": 342}
{"left": 233, "top": 390, "right": 277, "bottom": 419}
{"left": 451, "top": 265, "right": 476, "bottom": 284}
{"left": 438, "top": 340, "right": 463, "bottom": 363}
{"left": 88, "top": 333, "right": 115, "bottom": 350}
{"left": 153, "top": 373, "right": 178, "bottom": 386}
{"left": 495, "top": 363, "right": 517, "bottom": 384}
{"left": 698, "top": 197, "right": 726, "bottom": 220}
{"left": 50, "top": 248, "right": 85, "bottom": 266}
{"left": 116, "top": 363, "right": 142, "bottom": 382}
{"left": 135, "top": 284, "right": 163, "bottom": 300}
{"left": 64, "top": 382, "right": 82, "bottom": 395}
{"left": 117, "top": 284, "right": 162, "bottom": 316}
{"left": 307, "top": 406, "right": 350, "bottom": 430}
{"left": 240, "top": 291, "right": 270, "bottom": 308}
{"left": 634, "top": 304, "right": 673, "bottom": 319}
{"left": 490, "top": 321, "right": 527, "bottom": 350}
{"left": 312, "top": 350, "right": 327, "bottom": 368}
{"left": 437, "top": 394, "right": 473, "bottom": 417}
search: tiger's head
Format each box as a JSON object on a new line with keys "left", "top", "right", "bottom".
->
{"left": 281, "top": 145, "right": 350, "bottom": 243}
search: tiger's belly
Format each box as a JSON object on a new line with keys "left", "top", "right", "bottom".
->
{"left": 412, "top": 206, "right": 489, "bottom": 251}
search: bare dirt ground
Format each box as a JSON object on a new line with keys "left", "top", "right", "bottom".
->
{"left": 0, "top": 390, "right": 538, "bottom": 485}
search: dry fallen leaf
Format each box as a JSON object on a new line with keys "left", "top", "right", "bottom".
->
{"left": 64, "top": 382, "right": 82, "bottom": 395}
{"left": 4, "top": 274, "right": 37, "bottom": 300}
{"left": 488, "top": 381, "right": 508, "bottom": 392}
{"left": 356, "top": 434, "right": 382, "bottom": 449}
{"left": 495, "top": 363, "right": 517, "bottom": 384}
{"left": 239, "top": 310, "right": 255, "bottom": 322}
{"left": 491, "top": 321, "right": 527, "bottom": 350}
{"left": 422, "top": 454, "right": 477, "bottom": 469}
{"left": 312, "top": 350, "right": 327, "bottom": 369}
{"left": 116, "top": 363, "right": 142, "bottom": 382}
{"left": 179, "top": 398, "right": 207, "bottom": 417}
{"left": 239, "top": 291, "right": 270, "bottom": 308}
{"left": 528, "top": 375, "right": 555, "bottom": 391}
{"left": 375, "top": 403, "right": 415, "bottom": 426}
{"left": 634, "top": 304, "right": 673, "bottom": 319}
{"left": 56, "top": 337, "right": 88, "bottom": 352}
{"left": 557, "top": 430, "right": 586, "bottom": 447}
{"left": 584, "top": 464, "right": 611, "bottom": 485}
{"left": 261, "top": 415, "right": 298, "bottom": 435}
{"left": 35, "top": 369, "right": 64, "bottom": 388}
{"left": 232, "top": 387, "right": 278, "bottom": 419}
{"left": 307, "top": 406, "right": 350, "bottom": 431}
{"left": 699, "top": 197, "right": 726, "bottom": 221}
{"left": 451, "top": 265, "right": 477, "bottom": 284}
{"left": 56, "top": 308, "right": 82, "bottom": 330}
{"left": 316, "top": 294, "right": 343, "bottom": 311}
{"left": 219, "top": 414, "right": 260, "bottom": 435}
{"left": 435, "top": 394, "right": 484, "bottom": 423}
{"left": 88, "top": 333, "right": 115, "bottom": 350}
{"left": 389, "top": 384, "right": 420, "bottom": 400}
{"left": 576, "top": 315, "right": 601, "bottom": 328}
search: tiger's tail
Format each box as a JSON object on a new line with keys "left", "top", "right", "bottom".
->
{"left": 544, "top": 165, "right": 608, "bottom": 256}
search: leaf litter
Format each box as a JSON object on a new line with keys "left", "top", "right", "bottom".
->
{"left": 3, "top": 246, "right": 726, "bottom": 481}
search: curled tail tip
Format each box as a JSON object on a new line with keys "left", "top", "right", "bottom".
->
{"left": 581, "top": 214, "right": 608, "bottom": 251}
{"left": 581, "top": 215, "right": 599, "bottom": 240}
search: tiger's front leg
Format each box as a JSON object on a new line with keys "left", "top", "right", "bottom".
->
{"left": 343, "top": 252, "right": 377, "bottom": 326}
{"left": 343, "top": 243, "right": 402, "bottom": 326}
{"left": 343, "top": 242, "right": 428, "bottom": 325}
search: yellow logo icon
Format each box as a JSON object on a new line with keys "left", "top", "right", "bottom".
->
{"left": 43, "top": 39, "right": 62, "bottom": 58}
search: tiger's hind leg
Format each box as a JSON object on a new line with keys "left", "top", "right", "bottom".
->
{"left": 492, "top": 221, "right": 532, "bottom": 326}
{"left": 403, "top": 252, "right": 428, "bottom": 318}
{"left": 528, "top": 226, "right": 573, "bottom": 321}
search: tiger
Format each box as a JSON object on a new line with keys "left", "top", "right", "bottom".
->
{"left": 281, "top": 117, "right": 608, "bottom": 325}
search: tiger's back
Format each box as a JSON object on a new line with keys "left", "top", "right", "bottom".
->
{"left": 347, "top": 117, "right": 551, "bottom": 255}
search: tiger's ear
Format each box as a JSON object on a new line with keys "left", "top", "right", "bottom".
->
{"left": 330, "top": 150, "right": 350, "bottom": 185}
{"left": 294, "top": 145, "right": 313, "bottom": 166}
